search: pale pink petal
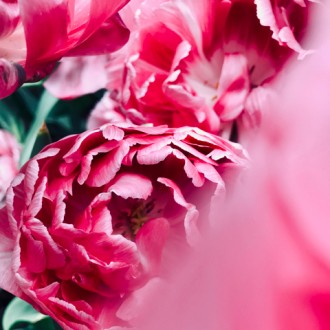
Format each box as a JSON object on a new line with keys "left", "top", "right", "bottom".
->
{"left": 44, "top": 55, "right": 109, "bottom": 99}
{"left": 215, "top": 53, "right": 250, "bottom": 121}
{"left": 109, "top": 173, "right": 153, "bottom": 200}
{"left": 26, "top": 176, "right": 47, "bottom": 218}
{"left": 101, "top": 124, "right": 125, "bottom": 141}
{"left": 135, "top": 218, "right": 170, "bottom": 273}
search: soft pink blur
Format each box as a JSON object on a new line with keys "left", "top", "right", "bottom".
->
{"left": 128, "top": 3, "right": 330, "bottom": 330}
{"left": 0, "top": 0, "right": 130, "bottom": 98}
{"left": 0, "top": 129, "right": 20, "bottom": 201}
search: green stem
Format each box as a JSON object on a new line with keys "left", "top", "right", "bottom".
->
{"left": 19, "top": 90, "right": 58, "bottom": 167}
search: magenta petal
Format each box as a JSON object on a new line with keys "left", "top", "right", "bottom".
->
{"left": 18, "top": 0, "right": 69, "bottom": 65}
{"left": 21, "top": 228, "right": 46, "bottom": 273}
{"left": 135, "top": 218, "right": 170, "bottom": 273}
{"left": 69, "top": 0, "right": 129, "bottom": 43}
{"left": 67, "top": 14, "right": 130, "bottom": 56}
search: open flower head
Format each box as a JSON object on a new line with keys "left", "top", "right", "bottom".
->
{"left": 48, "top": 0, "right": 314, "bottom": 142}
{"left": 0, "top": 124, "right": 247, "bottom": 329}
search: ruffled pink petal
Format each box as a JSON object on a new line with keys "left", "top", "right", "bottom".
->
{"left": 86, "top": 141, "right": 130, "bottom": 187}
{"left": 88, "top": 196, "right": 113, "bottom": 234}
{"left": 136, "top": 141, "right": 173, "bottom": 165}
{"left": 47, "top": 297, "right": 95, "bottom": 330}
{"left": 157, "top": 177, "right": 200, "bottom": 245}
{"left": 155, "top": 1, "right": 203, "bottom": 53}
{"left": 109, "top": 173, "right": 153, "bottom": 200}
{"left": 214, "top": 53, "right": 250, "bottom": 121}
{"left": 172, "top": 149, "right": 205, "bottom": 187}
{"left": 21, "top": 225, "right": 47, "bottom": 273}
{"left": 0, "top": 207, "right": 22, "bottom": 297}
{"left": 25, "top": 218, "right": 66, "bottom": 269}
{"left": 26, "top": 177, "right": 47, "bottom": 218}
{"left": 52, "top": 191, "right": 67, "bottom": 227}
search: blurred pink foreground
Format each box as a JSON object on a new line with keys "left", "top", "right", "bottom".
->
{"left": 129, "top": 4, "right": 330, "bottom": 330}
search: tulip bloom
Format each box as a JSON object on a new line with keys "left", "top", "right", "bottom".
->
{"left": 0, "top": 124, "right": 247, "bottom": 329}
{"left": 0, "top": 0, "right": 130, "bottom": 99}
{"left": 46, "top": 0, "right": 313, "bottom": 142}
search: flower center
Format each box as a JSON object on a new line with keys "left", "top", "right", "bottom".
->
{"left": 113, "top": 198, "right": 162, "bottom": 240}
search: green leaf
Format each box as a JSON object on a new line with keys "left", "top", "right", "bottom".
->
{"left": 19, "top": 90, "right": 58, "bottom": 167}
{"left": 2, "top": 297, "right": 62, "bottom": 330}
{"left": 30, "top": 125, "right": 52, "bottom": 158}
{"left": 0, "top": 89, "right": 36, "bottom": 143}
{"left": 46, "top": 89, "right": 105, "bottom": 142}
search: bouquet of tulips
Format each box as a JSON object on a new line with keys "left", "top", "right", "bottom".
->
{"left": 0, "top": 1, "right": 329, "bottom": 330}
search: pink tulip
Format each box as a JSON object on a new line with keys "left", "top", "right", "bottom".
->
{"left": 0, "top": 124, "right": 247, "bottom": 329}
{"left": 50, "top": 0, "right": 312, "bottom": 142}
{"left": 0, "top": 129, "right": 20, "bottom": 201}
{"left": 0, "top": 0, "right": 130, "bottom": 99}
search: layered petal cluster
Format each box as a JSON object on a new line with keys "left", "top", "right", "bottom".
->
{"left": 0, "top": 124, "right": 247, "bottom": 329}
{"left": 0, "top": 0, "right": 130, "bottom": 99}
{"left": 46, "top": 0, "right": 313, "bottom": 141}
{"left": 0, "top": 129, "right": 20, "bottom": 201}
